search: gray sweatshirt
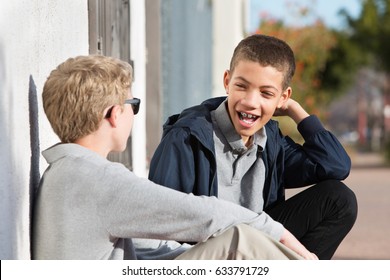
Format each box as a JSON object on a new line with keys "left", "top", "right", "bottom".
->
{"left": 32, "top": 143, "right": 283, "bottom": 260}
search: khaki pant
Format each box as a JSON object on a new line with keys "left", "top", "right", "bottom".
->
{"left": 175, "top": 224, "right": 303, "bottom": 260}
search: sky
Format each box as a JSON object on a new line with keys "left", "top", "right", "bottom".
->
{"left": 249, "top": 0, "right": 362, "bottom": 32}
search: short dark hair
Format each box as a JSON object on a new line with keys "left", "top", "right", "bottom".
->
{"left": 229, "top": 34, "right": 295, "bottom": 90}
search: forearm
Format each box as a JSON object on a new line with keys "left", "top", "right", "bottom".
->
{"left": 283, "top": 115, "right": 351, "bottom": 186}
{"left": 105, "top": 170, "right": 285, "bottom": 243}
{"left": 285, "top": 99, "right": 310, "bottom": 124}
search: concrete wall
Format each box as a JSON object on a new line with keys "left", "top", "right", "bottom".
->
{"left": 212, "top": 0, "right": 248, "bottom": 97}
{"left": 145, "top": 0, "right": 163, "bottom": 164}
{"left": 0, "top": 0, "right": 89, "bottom": 259}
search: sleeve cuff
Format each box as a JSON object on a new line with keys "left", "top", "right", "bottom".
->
{"left": 297, "top": 115, "right": 325, "bottom": 140}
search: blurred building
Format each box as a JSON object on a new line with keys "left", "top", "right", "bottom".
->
{"left": 149, "top": 0, "right": 249, "bottom": 160}
{"left": 328, "top": 68, "right": 389, "bottom": 152}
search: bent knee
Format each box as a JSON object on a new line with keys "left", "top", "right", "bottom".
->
{"left": 316, "top": 180, "right": 358, "bottom": 219}
{"left": 319, "top": 180, "right": 356, "bottom": 203}
{"left": 326, "top": 180, "right": 358, "bottom": 223}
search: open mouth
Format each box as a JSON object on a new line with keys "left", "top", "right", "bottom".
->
{"left": 238, "top": 112, "right": 259, "bottom": 124}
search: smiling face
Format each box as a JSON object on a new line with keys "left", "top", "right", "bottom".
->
{"left": 224, "top": 60, "right": 291, "bottom": 146}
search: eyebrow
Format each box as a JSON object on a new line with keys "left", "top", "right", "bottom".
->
{"left": 234, "top": 76, "right": 279, "bottom": 92}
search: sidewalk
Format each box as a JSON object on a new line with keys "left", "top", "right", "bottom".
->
{"left": 285, "top": 151, "right": 390, "bottom": 259}
{"left": 332, "top": 152, "right": 390, "bottom": 259}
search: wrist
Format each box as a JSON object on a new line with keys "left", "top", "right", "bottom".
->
{"left": 287, "top": 101, "right": 309, "bottom": 124}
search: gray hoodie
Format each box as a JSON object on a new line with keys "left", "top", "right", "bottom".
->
{"left": 32, "top": 143, "right": 283, "bottom": 260}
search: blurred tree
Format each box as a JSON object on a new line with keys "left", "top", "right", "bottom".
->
{"left": 322, "top": 0, "right": 390, "bottom": 87}
{"left": 320, "top": 0, "right": 385, "bottom": 93}
{"left": 319, "top": 30, "right": 365, "bottom": 96}
{"left": 380, "top": 0, "right": 390, "bottom": 72}
{"left": 322, "top": 0, "right": 390, "bottom": 159}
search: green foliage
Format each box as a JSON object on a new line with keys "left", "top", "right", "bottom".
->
{"left": 343, "top": 0, "right": 390, "bottom": 72}
{"left": 319, "top": 30, "right": 366, "bottom": 97}
{"left": 385, "top": 140, "right": 390, "bottom": 164}
{"left": 340, "top": 0, "right": 390, "bottom": 155}
{"left": 315, "top": 0, "right": 390, "bottom": 100}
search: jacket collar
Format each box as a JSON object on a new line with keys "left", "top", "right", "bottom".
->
{"left": 162, "top": 97, "right": 226, "bottom": 151}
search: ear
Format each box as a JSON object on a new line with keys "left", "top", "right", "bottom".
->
{"left": 223, "top": 70, "right": 230, "bottom": 94}
{"left": 106, "top": 105, "right": 121, "bottom": 128}
{"left": 277, "top": 87, "right": 292, "bottom": 109}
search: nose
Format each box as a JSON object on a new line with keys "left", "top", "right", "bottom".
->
{"left": 242, "top": 90, "right": 261, "bottom": 108}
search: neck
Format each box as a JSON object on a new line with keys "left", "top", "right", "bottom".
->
{"left": 74, "top": 134, "right": 111, "bottom": 158}
{"left": 243, "top": 135, "right": 253, "bottom": 147}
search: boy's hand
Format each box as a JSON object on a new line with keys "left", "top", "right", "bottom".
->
{"left": 280, "top": 228, "right": 319, "bottom": 260}
{"left": 273, "top": 99, "right": 310, "bottom": 124}
{"left": 273, "top": 98, "right": 295, "bottom": 117}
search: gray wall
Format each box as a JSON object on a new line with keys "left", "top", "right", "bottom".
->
{"left": 0, "top": 0, "right": 89, "bottom": 259}
{"left": 161, "top": 0, "right": 213, "bottom": 121}
{"left": 145, "top": 0, "right": 163, "bottom": 163}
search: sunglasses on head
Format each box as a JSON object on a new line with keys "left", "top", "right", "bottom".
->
{"left": 105, "top": 97, "right": 141, "bottom": 118}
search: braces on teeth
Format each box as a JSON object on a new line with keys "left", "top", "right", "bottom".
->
{"left": 241, "top": 112, "right": 256, "bottom": 119}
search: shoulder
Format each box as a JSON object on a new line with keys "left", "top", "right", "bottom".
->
{"left": 265, "top": 119, "right": 282, "bottom": 136}
{"left": 162, "top": 97, "right": 226, "bottom": 145}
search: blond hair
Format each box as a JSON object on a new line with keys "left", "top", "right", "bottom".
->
{"left": 43, "top": 55, "right": 133, "bottom": 143}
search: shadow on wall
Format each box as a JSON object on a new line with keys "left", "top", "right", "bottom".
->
{"left": 0, "top": 40, "right": 41, "bottom": 259}
{"left": 28, "top": 76, "right": 41, "bottom": 202}
{"left": 28, "top": 74, "right": 41, "bottom": 255}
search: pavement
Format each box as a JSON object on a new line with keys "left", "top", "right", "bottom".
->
{"left": 286, "top": 151, "right": 390, "bottom": 260}
{"left": 332, "top": 151, "right": 390, "bottom": 260}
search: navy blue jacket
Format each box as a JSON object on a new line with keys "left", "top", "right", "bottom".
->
{"left": 148, "top": 97, "right": 351, "bottom": 209}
